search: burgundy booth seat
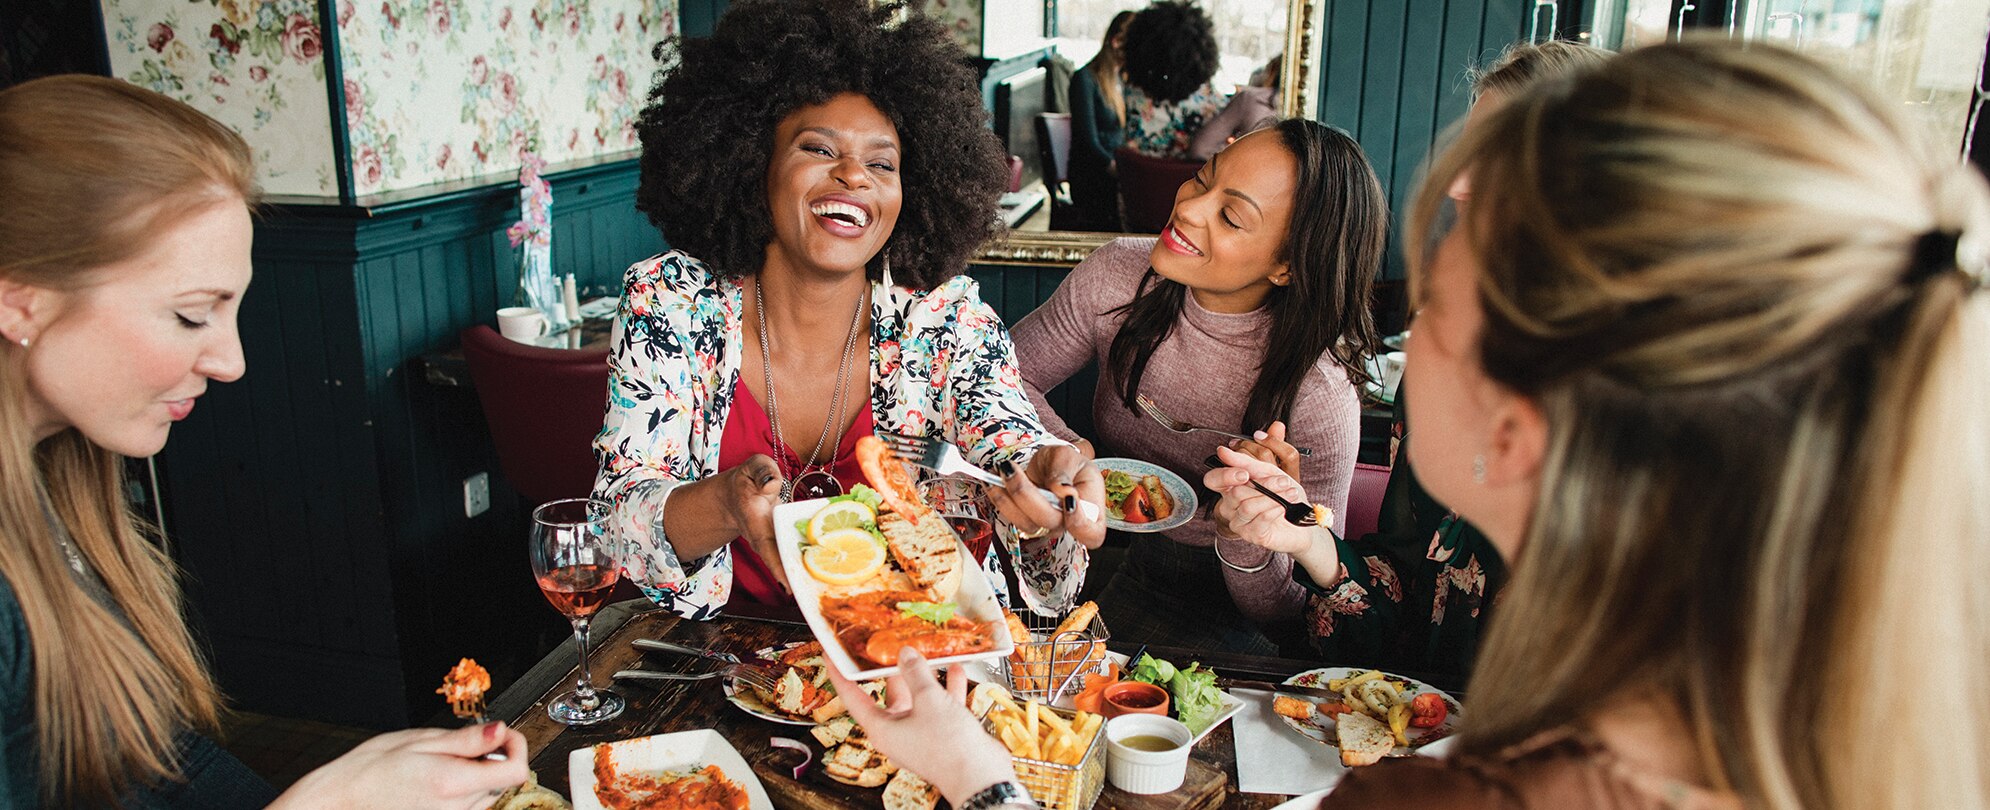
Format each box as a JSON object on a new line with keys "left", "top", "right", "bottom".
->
{"left": 1344, "top": 462, "right": 1391, "bottom": 542}
{"left": 459, "top": 324, "right": 611, "bottom": 507}
{"left": 1115, "top": 146, "right": 1202, "bottom": 234}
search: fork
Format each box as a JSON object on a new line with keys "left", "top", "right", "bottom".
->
{"left": 1204, "top": 454, "right": 1324, "bottom": 527}
{"left": 878, "top": 433, "right": 1102, "bottom": 522}
{"left": 613, "top": 661, "right": 783, "bottom": 695}
{"left": 1137, "top": 394, "right": 1313, "bottom": 456}
{"left": 616, "top": 640, "right": 784, "bottom": 693}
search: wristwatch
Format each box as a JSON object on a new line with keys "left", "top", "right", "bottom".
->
{"left": 959, "top": 780, "right": 1038, "bottom": 810}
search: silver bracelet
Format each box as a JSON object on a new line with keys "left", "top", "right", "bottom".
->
{"left": 1212, "top": 538, "right": 1274, "bottom": 573}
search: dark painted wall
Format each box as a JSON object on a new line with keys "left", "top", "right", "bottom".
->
{"left": 164, "top": 160, "right": 664, "bottom": 727}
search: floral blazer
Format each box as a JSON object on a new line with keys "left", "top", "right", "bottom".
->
{"left": 593, "top": 251, "right": 1090, "bottom": 620}
{"left": 1123, "top": 81, "right": 1228, "bottom": 159}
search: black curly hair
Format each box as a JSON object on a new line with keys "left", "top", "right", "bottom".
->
{"left": 634, "top": 0, "right": 1009, "bottom": 290}
{"left": 1122, "top": 1, "right": 1220, "bottom": 104}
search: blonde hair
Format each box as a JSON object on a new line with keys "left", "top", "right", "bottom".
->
{"left": 1409, "top": 41, "right": 1990, "bottom": 809}
{"left": 0, "top": 75, "right": 254, "bottom": 804}
{"left": 1086, "top": 10, "right": 1134, "bottom": 127}
{"left": 1466, "top": 39, "right": 1610, "bottom": 100}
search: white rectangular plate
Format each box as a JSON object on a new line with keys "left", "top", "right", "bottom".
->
{"left": 773, "top": 498, "right": 1015, "bottom": 681}
{"left": 569, "top": 729, "right": 774, "bottom": 810}
{"left": 1044, "top": 651, "right": 1245, "bottom": 745}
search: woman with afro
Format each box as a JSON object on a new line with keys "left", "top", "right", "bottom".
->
{"left": 1121, "top": 0, "right": 1227, "bottom": 159}
{"left": 595, "top": 0, "right": 1106, "bottom": 620}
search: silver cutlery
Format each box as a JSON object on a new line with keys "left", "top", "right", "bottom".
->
{"left": 1204, "top": 455, "right": 1324, "bottom": 527}
{"left": 878, "top": 433, "right": 1103, "bottom": 522}
{"left": 1138, "top": 394, "right": 1313, "bottom": 456}
{"left": 619, "top": 640, "right": 784, "bottom": 694}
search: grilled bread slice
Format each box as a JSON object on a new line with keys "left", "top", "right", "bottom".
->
{"left": 877, "top": 511, "right": 963, "bottom": 601}
{"left": 1336, "top": 711, "right": 1395, "bottom": 767}
{"left": 883, "top": 770, "right": 940, "bottom": 810}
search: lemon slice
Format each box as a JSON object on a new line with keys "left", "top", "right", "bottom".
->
{"left": 808, "top": 500, "right": 877, "bottom": 542}
{"left": 802, "top": 529, "right": 887, "bottom": 586}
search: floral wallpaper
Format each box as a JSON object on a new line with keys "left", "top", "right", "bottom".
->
{"left": 919, "top": 0, "right": 983, "bottom": 54}
{"left": 102, "top": 0, "right": 341, "bottom": 198}
{"left": 335, "top": 0, "right": 679, "bottom": 195}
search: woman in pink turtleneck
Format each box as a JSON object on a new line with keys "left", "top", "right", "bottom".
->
{"left": 1010, "top": 119, "right": 1386, "bottom": 653}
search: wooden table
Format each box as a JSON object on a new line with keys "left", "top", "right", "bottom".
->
{"left": 490, "top": 600, "right": 1322, "bottom": 810}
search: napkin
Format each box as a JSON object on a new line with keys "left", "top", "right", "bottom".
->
{"left": 1231, "top": 692, "right": 1347, "bottom": 796}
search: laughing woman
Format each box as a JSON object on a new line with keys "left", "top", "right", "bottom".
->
{"left": 596, "top": 0, "right": 1107, "bottom": 620}
{"left": 1011, "top": 120, "right": 1387, "bottom": 653}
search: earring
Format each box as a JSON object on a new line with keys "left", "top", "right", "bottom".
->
{"left": 14, "top": 337, "right": 26, "bottom": 348}
{"left": 879, "top": 253, "right": 894, "bottom": 289}
{"left": 1472, "top": 454, "right": 1486, "bottom": 484}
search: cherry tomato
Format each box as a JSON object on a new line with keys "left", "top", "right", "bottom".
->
{"left": 1410, "top": 693, "right": 1448, "bottom": 728}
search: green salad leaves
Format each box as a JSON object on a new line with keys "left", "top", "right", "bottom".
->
{"left": 1126, "top": 653, "right": 1222, "bottom": 735}
{"left": 896, "top": 601, "right": 956, "bottom": 626}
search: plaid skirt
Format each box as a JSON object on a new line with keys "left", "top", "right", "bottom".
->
{"left": 1094, "top": 536, "right": 1283, "bottom": 656}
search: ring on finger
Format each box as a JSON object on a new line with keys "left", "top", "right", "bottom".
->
{"left": 1015, "top": 524, "right": 1052, "bottom": 540}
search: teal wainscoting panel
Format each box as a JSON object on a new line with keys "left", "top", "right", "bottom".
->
{"left": 157, "top": 159, "right": 663, "bottom": 728}
{"left": 969, "top": 262, "right": 1099, "bottom": 442}
{"left": 1316, "top": 0, "right": 1527, "bottom": 282}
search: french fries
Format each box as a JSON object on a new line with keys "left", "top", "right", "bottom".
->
{"left": 985, "top": 698, "right": 1099, "bottom": 767}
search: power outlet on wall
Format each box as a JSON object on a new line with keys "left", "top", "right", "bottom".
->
{"left": 463, "top": 472, "right": 491, "bottom": 518}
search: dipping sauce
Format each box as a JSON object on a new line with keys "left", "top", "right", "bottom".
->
{"left": 1113, "top": 691, "right": 1164, "bottom": 709}
{"left": 1116, "top": 734, "right": 1182, "bottom": 752}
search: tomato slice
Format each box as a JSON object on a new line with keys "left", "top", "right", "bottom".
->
{"left": 1409, "top": 692, "right": 1448, "bottom": 728}
{"left": 1123, "top": 485, "right": 1154, "bottom": 524}
{"left": 855, "top": 435, "right": 929, "bottom": 517}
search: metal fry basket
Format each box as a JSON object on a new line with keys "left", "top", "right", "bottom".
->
{"left": 998, "top": 608, "right": 1113, "bottom": 704}
{"left": 980, "top": 705, "right": 1108, "bottom": 810}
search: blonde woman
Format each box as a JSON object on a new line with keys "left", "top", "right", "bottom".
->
{"left": 826, "top": 40, "right": 1990, "bottom": 810}
{"left": 1068, "top": 10, "right": 1134, "bottom": 230}
{"left": 0, "top": 75, "right": 527, "bottom": 808}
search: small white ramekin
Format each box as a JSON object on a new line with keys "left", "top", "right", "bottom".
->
{"left": 1104, "top": 714, "right": 1193, "bottom": 794}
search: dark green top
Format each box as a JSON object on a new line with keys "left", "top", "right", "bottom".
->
{"left": 1292, "top": 385, "right": 1507, "bottom": 691}
{"left": 0, "top": 576, "right": 276, "bottom": 808}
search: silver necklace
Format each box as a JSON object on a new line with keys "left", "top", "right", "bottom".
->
{"left": 755, "top": 276, "right": 867, "bottom": 502}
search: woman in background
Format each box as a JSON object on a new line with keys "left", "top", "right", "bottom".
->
{"left": 1012, "top": 119, "right": 1386, "bottom": 653}
{"left": 1221, "top": 40, "right": 1610, "bottom": 690}
{"left": 600, "top": 0, "right": 1105, "bottom": 620}
{"left": 826, "top": 40, "right": 1990, "bottom": 810}
{"left": 1067, "top": 11, "right": 1134, "bottom": 231}
{"left": 0, "top": 75, "right": 525, "bottom": 809}
{"left": 1188, "top": 54, "right": 1279, "bottom": 162}
{"left": 1119, "top": 0, "right": 1226, "bottom": 160}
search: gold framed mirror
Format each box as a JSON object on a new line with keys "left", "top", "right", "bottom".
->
{"left": 975, "top": 0, "right": 1324, "bottom": 266}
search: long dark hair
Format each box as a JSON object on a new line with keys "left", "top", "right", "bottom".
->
{"left": 1106, "top": 119, "right": 1385, "bottom": 432}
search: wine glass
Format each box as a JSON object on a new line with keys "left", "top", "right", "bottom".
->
{"left": 919, "top": 476, "right": 995, "bottom": 564}
{"left": 530, "top": 497, "right": 626, "bottom": 725}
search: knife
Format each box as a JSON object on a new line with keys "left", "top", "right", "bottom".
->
{"left": 633, "top": 639, "right": 744, "bottom": 664}
{"left": 1213, "top": 676, "right": 1345, "bottom": 701}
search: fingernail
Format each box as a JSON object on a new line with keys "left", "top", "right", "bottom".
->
{"left": 483, "top": 721, "right": 503, "bottom": 741}
{"left": 1005, "top": 459, "right": 1024, "bottom": 477}
{"left": 900, "top": 647, "right": 924, "bottom": 666}
{"left": 1254, "top": 430, "right": 1268, "bottom": 440}
{"left": 1062, "top": 495, "right": 1077, "bottom": 513}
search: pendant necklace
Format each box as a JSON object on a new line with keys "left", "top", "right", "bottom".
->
{"left": 755, "top": 276, "right": 867, "bottom": 503}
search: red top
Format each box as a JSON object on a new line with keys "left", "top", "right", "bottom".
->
{"left": 717, "top": 377, "right": 875, "bottom": 607}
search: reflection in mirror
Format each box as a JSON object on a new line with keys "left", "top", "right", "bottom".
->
{"left": 1051, "top": 0, "right": 1287, "bottom": 94}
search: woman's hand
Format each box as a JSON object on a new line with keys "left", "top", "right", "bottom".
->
{"left": 1227, "top": 421, "right": 1302, "bottom": 481}
{"left": 1205, "top": 445, "right": 1316, "bottom": 555}
{"left": 986, "top": 445, "right": 1107, "bottom": 549}
{"left": 721, "top": 455, "right": 787, "bottom": 584}
{"left": 273, "top": 722, "right": 529, "bottom": 810}
{"left": 828, "top": 650, "right": 1017, "bottom": 806}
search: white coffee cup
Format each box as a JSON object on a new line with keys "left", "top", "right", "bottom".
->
{"left": 1379, "top": 351, "right": 1407, "bottom": 398}
{"left": 1104, "top": 714, "right": 1193, "bottom": 794}
{"left": 496, "top": 307, "right": 549, "bottom": 343}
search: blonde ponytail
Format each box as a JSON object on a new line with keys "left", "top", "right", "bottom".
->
{"left": 1408, "top": 40, "right": 1990, "bottom": 809}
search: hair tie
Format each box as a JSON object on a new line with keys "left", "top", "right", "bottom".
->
{"left": 1906, "top": 228, "right": 1965, "bottom": 285}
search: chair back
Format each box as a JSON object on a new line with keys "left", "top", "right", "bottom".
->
{"left": 459, "top": 325, "right": 611, "bottom": 506}
{"left": 1115, "top": 146, "right": 1201, "bottom": 233}
{"left": 1036, "top": 113, "right": 1072, "bottom": 185}
{"left": 1344, "top": 462, "right": 1392, "bottom": 542}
